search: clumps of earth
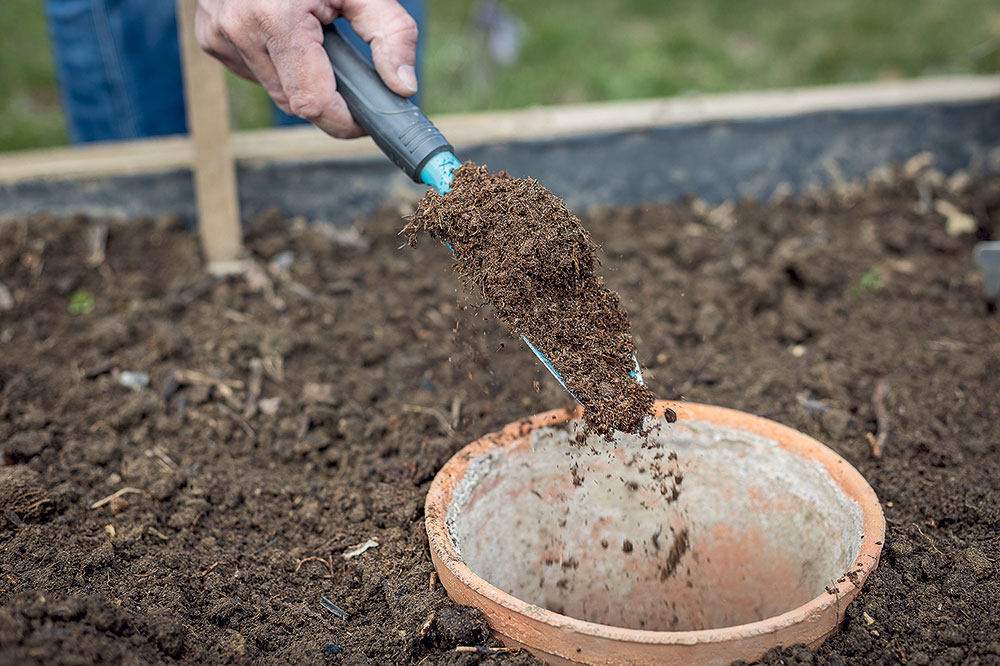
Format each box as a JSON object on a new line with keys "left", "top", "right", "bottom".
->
{"left": 0, "top": 466, "right": 54, "bottom": 529}
{"left": 405, "top": 162, "right": 671, "bottom": 437}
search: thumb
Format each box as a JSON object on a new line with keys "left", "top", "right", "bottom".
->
{"left": 341, "top": 0, "right": 419, "bottom": 97}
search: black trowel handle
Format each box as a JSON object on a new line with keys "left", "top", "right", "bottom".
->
{"left": 321, "top": 24, "right": 453, "bottom": 182}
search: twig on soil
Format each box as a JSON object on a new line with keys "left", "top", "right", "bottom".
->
{"left": 201, "top": 561, "right": 221, "bottom": 577}
{"left": 455, "top": 646, "right": 519, "bottom": 654}
{"left": 214, "top": 383, "right": 244, "bottom": 411}
{"left": 173, "top": 369, "right": 244, "bottom": 390}
{"left": 913, "top": 524, "right": 945, "bottom": 556}
{"left": 243, "top": 359, "right": 263, "bottom": 419}
{"left": 146, "top": 527, "right": 171, "bottom": 541}
{"left": 220, "top": 403, "right": 256, "bottom": 438}
{"left": 320, "top": 596, "right": 349, "bottom": 619}
{"left": 429, "top": 571, "right": 437, "bottom": 591}
{"left": 868, "top": 379, "right": 890, "bottom": 458}
{"left": 90, "top": 487, "right": 146, "bottom": 510}
{"left": 146, "top": 446, "right": 179, "bottom": 471}
{"left": 342, "top": 538, "right": 379, "bottom": 559}
{"left": 926, "top": 338, "right": 974, "bottom": 353}
{"left": 419, "top": 611, "right": 436, "bottom": 639}
{"left": 295, "top": 556, "right": 335, "bottom": 578}
{"left": 450, "top": 396, "right": 462, "bottom": 429}
{"left": 402, "top": 404, "right": 455, "bottom": 436}
{"left": 86, "top": 223, "right": 108, "bottom": 267}
{"left": 250, "top": 536, "right": 279, "bottom": 556}
{"left": 223, "top": 309, "right": 254, "bottom": 324}
{"left": 262, "top": 355, "right": 285, "bottom": 382}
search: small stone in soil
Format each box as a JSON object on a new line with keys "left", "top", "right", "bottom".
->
{"left": 118, "top": 370, "right": 151, "bottom": 390}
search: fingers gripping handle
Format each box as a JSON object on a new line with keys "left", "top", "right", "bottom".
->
{"left": 321, "top": 24, "right": 453, "bottom": 182}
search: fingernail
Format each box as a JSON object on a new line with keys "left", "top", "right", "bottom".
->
{"left": 396, "top": 65, "right": 418, "bottom": 96}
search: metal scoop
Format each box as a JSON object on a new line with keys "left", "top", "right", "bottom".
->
{"left": 322, "top": 25, "right": 644, "bottom": 401}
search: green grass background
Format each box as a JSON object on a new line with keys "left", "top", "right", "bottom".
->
{"left": 2, "top": 0, "right": 998, "bottom": 152}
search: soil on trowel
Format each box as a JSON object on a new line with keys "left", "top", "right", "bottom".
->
{"left": 405, "top": 162, "right": 660, "bottom": 437}
{"left": 1, "top": 160, "right": 999, "bottom": 665}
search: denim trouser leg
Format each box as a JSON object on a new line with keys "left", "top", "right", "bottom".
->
{"left": 46, "top": 0, "right": 187, "bottom": 143}
{"left": 46, "top": 0, "right": 425, "bottom": 140}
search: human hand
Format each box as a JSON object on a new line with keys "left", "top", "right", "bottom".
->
{"left": 195, "top": 0, "right": 419, "bottom": 138}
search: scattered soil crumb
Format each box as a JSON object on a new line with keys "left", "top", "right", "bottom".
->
{"left": 0, "top": 466, "right": 53, "bottom": 527}
{"left": 658, "top": 529, "right": 689, "bottom": 581}
{"left": 406, "top": 162, "right": 659, "bottom": 437}
{"left": 430, "top": 606, "right": 490, "bottom": 650}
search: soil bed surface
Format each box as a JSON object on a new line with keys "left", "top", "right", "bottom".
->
{"left": 1, "top": 168, "right": 999, "bottom": 665}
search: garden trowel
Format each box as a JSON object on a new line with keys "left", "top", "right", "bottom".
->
{"left": 321, "top": 24, "right": 643, "bottom": 402}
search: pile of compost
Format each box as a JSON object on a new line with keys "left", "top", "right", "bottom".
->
{"left": 0, "top": 167, "right": 998, "bottom": 665}
{"left": 405, "top": 162, "right": 658, "bottom": 437}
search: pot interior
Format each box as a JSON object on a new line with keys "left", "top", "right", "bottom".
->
{"left": 446, "top": 417, "right": 864, "bottom": 631}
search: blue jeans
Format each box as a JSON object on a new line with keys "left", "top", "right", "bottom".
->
{"left": 46, "top": 0, "right": 425, "bottom": 143}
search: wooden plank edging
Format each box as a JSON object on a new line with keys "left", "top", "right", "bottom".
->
{"left": 1, "top": 74, "right": 998, "bottom": 186}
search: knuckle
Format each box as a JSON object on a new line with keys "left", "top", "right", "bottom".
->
{"left": 196, "top": 23, "right": 227, "bottom": 57}
{"left": 215, "top": 6, "right": 242, "bottom": 41}
{"left": 194, "top": 17, "right": 213, "bottom": 50}
{"left": 247, "top": 6, "right": 273, "bottom": 32}
{"left": 287, "top": 93, "right": 326, "bottom": 121}
{"left": 388, "top": 13, "right": 419, "bottom": 42}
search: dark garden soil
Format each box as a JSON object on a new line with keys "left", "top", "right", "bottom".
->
{"left": 404, "top": 163, "right": 658, "bottom": 437}
{"left": 1, "top": 164, "right": 999, "bottom": 666}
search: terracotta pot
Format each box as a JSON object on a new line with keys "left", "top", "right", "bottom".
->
{"left": 425, "top": 401, "right": 885, "bottom": 665}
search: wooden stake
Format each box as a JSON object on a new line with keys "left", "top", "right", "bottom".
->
{"left": 176, "top": 0, "right": 244, "bottom": 272}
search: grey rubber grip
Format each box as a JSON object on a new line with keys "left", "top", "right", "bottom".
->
{"left": 321, "top": 24, "right": 453, "bottom": 182}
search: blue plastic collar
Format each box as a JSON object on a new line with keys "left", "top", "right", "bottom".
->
{"left": 420, "top": 151, "right": 461, "bottom": 194}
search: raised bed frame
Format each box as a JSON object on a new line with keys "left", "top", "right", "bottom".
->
{"left": 1, "top": 75, "right": 998, "bottom": 261}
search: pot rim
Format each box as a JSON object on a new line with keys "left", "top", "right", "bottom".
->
{"left": 424, "top": 400, "right": 886, "bottom": 647}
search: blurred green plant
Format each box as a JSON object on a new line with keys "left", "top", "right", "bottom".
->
{"left": 1, "top": 0, "right": 998, "bottom": 149}
{"left": 422, "top": 0, "right": 1000, "bottom": 113}
{"left": 0, "top": 0, "right": 67, "bottom": 150}
{"left": 853, "top": 267, "right": 886, "bottom": 300}
{"left": 68, "top": 290, "right": 95, "bottom": 315}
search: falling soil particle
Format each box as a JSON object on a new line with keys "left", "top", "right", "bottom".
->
{"left": 405, "top": 163, "right": 659, "bottom": 437}
{"left": 658, "top": 529, "right": 689, "bottom": 582}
